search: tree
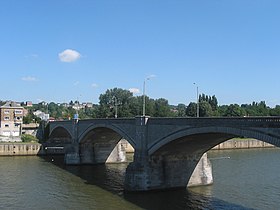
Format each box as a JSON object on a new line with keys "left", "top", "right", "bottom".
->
{"left": 23, "top": 114, "right": 33, "bottom": 124}
{"left": 98, "top": 88, "right": 134, "bottom": 118}
{"left": 186, "top": 102, "right": 197, "bottom": 117}
{"left": 209, "top": 95, "right": 218, "bottom": 111}
{"left": 143, "top": 97, "right": 156, "bottom": 116}
{"left": 21, "top": 134, "right": 38, "bottom": 142}
{"left": 197, "top": 93, "right": 218, "bottom": 117}
{"left": 270, "top": 105, "right": 280, "bottom": 116}
{"left": 154, "top": 98, "right": 171, "bottom": 117}
{"left": 223, "top": 104, "right": 246, "bottom": 117}
{"left": 177, "top": 103, "right": 186, "bottom": 117}
{"left": 129, "top": 96, "right": 142, "bottom": 116}
{"left": 256, "top": 101, "right": 269, "bottom": 116}
{"left": 217, "top": 105, "right": 228, "bottom": 116}
{"left": 84, "top": 106, "right": 98, "bottom": 118}
{"left": 199, "top": 101, "right": 213, "bottom": 117}
{"left": 241, "top": 101, "right": 269, "bottom": 116}
{"left": 23, "top": 109, "right": 41, "bottom": 124}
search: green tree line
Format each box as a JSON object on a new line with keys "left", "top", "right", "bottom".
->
{"left": 23, "top": 88, "right": 280, "bottom": 123}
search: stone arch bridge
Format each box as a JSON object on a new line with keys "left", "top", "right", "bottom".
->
{"left": 46, "top": 116, "right": 280, "bottom": 191}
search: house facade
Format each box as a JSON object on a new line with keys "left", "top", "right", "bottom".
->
{"left": 0, "top": 101, "right": 24, "bottom": 137}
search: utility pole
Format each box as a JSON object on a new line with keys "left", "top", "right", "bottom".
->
{"left": 143, "top": 75, "right": 155, "bottom": 116}
{"left": 193, "top": 83, "right": 199, "bottom": 117}
{"left": 112, "top": 96, "right": 121, "bottom": 118}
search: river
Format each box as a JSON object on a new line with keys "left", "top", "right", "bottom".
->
{"left": 0, "top": 148, "right": 279, "bottom": 210}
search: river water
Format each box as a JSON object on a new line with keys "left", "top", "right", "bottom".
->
{"left": 0, "top": 148, "right": 279, "bottom": 210}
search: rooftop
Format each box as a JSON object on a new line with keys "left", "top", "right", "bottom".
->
{"left": 1, "top": 101, "right": 22, "bottom": 108}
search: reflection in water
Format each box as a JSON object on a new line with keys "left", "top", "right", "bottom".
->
{"left": 123, "top": 189, "right": 250, "bottom": 210}
{"left": 46, "top": 155, "right": 256, "bottom": 210}
{"left": 0, "top": 148, "right": 279, "bottom": 209}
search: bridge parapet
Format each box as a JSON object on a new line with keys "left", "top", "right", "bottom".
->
{"left": 147, "top": 117, "right": 280, "bottom": 127}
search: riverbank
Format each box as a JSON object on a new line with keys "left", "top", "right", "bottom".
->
{"left": 212, "top": 138, "right": 275, "bottom": 150}
{"left": 0, "top": 143, "right": 42, "bottom": 156}
{"left": 0, "top": 139, "right": 276, "bottom": 156}
{"left": 121, "top": 138, "right": 276, "bottom": 153}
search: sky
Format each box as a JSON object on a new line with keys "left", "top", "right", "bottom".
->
{"left": 1, "top": 0, "right": 280, "bottom": 107}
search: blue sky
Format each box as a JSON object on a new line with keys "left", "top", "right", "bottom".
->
{"left": 1, "top": 0, "right": 280, "bottom": 107}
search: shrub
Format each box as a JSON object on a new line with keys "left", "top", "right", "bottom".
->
{"left": 21, "top": 134, "right": 38, "bottom": 143}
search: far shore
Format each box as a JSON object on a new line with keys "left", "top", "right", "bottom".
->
{"left": 0, "top": 138, "right": 277, "bottom": 157}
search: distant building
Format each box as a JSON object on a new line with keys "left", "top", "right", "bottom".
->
{"left": 39, "top": 101, "right": 47, "bottom": 106}
{"left": 25, "top": 101, "right": 33, "bottom": 107}
{"left": 22, "top": 123, "right": 39, "bottom": 135}
{"left": 0, "top": 101, "right": 24, "bottom": 137}
{"left": 33, "top": 110, "right": 49, "bottom": 121}
{"left": 85, "top": 102, "right": 93, "bottom": 108}
{"left": 48, "top": 117, "right": 55, "bottom": 122}
{"left": 61, "top": 103, "right": 70, "bottom": 108}
{"left": 72, "top": 102, "right": 93, "bottom": 110}
{"left": 72, "top": 102, "right": 84, "bottom": 110}
{"left": 82, "top": 103, "right": 87, "bottom": 108}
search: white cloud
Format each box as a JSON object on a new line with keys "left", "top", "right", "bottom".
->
{"left": 129, "top": 88, "right": 140, "bottom": 94}
{"left": 21, "top": 76, "right": 37, "bottom": 81}
{"left": 59, "top": 49, "right": 81, "bottom": 62}
{"left": 73, "top": 81, "right": 80, "bottom": 86}
{"left": 91, "top": 83, "right": 98, "bottom": 88}
{"left": 25, "top": 54, "right": 39, "bottom": 59}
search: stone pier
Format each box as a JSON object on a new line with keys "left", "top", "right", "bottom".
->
{"left": 65, "top": 141, "right": 126, "bottom": 165}
{"left": 187, "top": 153, "right": 213, "bottom": 187}
{"left": 125, "top": 152, "right": 213, "bottom": 191}
{"left": 64, "top": 143, "right": 80, "bottom": 165}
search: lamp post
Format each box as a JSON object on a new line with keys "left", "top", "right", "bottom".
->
{"left": 74, "top": 94, "right": 81, "bottom": 121}
{"left": 46, "top": 102, "right": 50, "bottom": 121}
{"left": 142, "top": 75, "right": 155, "bottom": 116}
{"left": 143, "top": 77, "right": 151, "bottom": 116}
{"left": 112, "top": 96, "right": 120, "bottom": 118}
{"left": 143, "top": 79, "right": 146, "bottom": 116}
{"left": 193, "top": 83, "right": 199, "bottom": 117}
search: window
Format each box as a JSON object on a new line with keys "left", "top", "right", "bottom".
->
{"left": 4, "top": 116, "right": 10, "bottom": 120}
{"left": 15, "top": 110, "right": 23, "bottom": 114}
{"left": 5, "top": 124, "right": 9, "bottom": 127}
{"left": 14, "top": 123, "right": 20, "bottom": 127}
{"left": 4, "top": 110, "right": 9, "bottom": 114}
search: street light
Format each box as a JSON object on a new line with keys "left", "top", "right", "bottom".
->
{"left": 143, "top": 75, "right": 154, "bottom": 116}
{"left": 193, "top": 83, "right": 199, "bottom": 117}
{"left": 112, "top": 96, "right": 120, "bottom": 118}
{"left": 74, "top": 94, "right": 81, "bottom": 121}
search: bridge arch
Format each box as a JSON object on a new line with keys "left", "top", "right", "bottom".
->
{"left": 130, "top": 126, "right": 280, "bottom": 191}
{"left": 148, "top": 126, "right": 280, "bottom": 156}
{"left": 48, "top": 126, "right": 72, "bottom": 144}
{"left": 78, "top": 123, "right": 136, "bottom": 148}
{"left": 78, "top": 124, "right": 136, "bottom": 164}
